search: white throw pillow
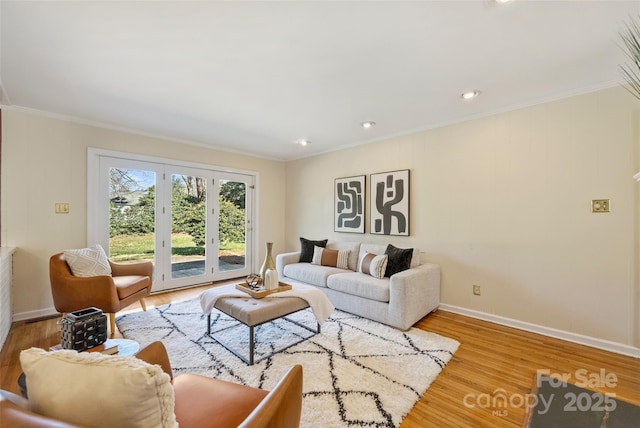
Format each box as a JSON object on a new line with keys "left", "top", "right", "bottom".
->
{"left": 63, "top": 244, "right": 112, "bottom": 277}
{"left": 358, "top": 252, "right": 388, "bottom": 279}
{"left": 20, "top": 347, "right": 177, "bottom": 428}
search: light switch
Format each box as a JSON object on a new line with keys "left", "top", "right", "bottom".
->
{"left": 55, "top": 203, "right": 70, "bottom": 214}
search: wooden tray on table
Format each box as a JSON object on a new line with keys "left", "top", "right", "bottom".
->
{"left": 235, "top": 282, "right": 292, "bottom": 299}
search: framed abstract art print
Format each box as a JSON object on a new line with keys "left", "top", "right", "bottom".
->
{"left": 335, "top": 175, "right": 365, "bottom": 233}
{"left": 370, "top": 169, "right": 409, "bottom": 236}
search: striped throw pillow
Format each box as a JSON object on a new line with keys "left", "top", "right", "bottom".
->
{"left": 358, "top": 252, "right": 388, "bottom": 279}
{"left": 311, "top": 246, "right": 350, "bottom": 270}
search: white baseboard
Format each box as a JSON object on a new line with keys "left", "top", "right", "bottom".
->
{"left": 439, "top": 304, "right": 640, "bottom": 359}
{"left": 13, "top": 307, "right": 59, "bottom": 322}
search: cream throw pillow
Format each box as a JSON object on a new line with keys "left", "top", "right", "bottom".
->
{"left": 20, "top": 347, "right": 177, "bottom": 428}
{"left": 358, "top": 252, "right": 388, "bottom": 279}
{"left": 63, "top": 244, "right": 112, "bottom": 277}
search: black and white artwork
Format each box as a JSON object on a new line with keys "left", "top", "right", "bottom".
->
{"left": 335, "top": 175, "right": 365, "bottom": 233}
{"left": 370, "top": 169, "right": 409, "bottom": 236}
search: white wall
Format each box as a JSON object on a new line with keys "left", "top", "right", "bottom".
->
{"left": 285, "top": 86, "right": 640, "bottom": 348}
{"left": 1, "top": 110, "right": 287, "bottom": 319}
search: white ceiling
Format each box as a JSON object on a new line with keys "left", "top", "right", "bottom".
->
{"left": 2, "top": 1, "right": 639, "bottom": 161}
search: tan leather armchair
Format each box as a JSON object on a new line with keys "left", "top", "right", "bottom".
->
{"left": 137, "top": 342, "right": 303, "bottom": 428}
{"left": 49, "top": 253, "right": 153, "bottom": 335}
{"left": 0, "top": 341, "right": 303, "bottom": 428}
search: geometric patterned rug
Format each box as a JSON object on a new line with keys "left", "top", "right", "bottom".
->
{"left": 116, "top": 298, "right": 459, "bottom": 427}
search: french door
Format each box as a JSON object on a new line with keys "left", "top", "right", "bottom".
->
{"left": 90, "top": 152, "right": 254, "bottom": 292}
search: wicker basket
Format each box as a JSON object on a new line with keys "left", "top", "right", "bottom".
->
{"left": 60, "top": 307, "right": 108, "bottom": 351}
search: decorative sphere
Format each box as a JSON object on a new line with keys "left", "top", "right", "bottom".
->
{"left": 246, "top": 274, "right": 261, "bottom": 289}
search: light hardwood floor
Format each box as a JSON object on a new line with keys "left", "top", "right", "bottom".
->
{"left": 1, "top": 282, "right": 639, "bottom": 427}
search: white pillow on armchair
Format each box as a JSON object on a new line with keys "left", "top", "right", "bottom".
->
{"left": 63, "top": 244, "right": 112, "bottom": 277}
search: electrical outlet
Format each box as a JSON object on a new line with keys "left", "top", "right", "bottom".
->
{"left": 591, "top": 199, "right": 610, "bottom": 213}
{"left": 473, "top": 284, "right": 481, "bottom": 296}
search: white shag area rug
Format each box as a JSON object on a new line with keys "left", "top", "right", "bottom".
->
{"left": 116, "top": 298, "right": 459, "bottom": 428}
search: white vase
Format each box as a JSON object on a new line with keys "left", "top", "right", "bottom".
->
{"left": 265, "top": 268, "right": 279, "bottom": 290}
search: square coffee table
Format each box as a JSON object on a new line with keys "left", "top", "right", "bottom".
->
{"left": 203, "top": 286, "right": 320, "bottom": 365}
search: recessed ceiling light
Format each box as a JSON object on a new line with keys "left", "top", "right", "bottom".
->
{"left": 361, "top": 121, "right": 376, "bottom": 129}
{"left": 461, "top": 90, "right": 481, "bottom": 100}
{"left": 296, "top": 139, "right": 310, "bottom": 146}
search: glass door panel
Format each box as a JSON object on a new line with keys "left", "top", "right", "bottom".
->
{"left": 108, "top": 167, "right": 156, "bottom": 265}
{"left": 92, "top": 150, "right": 255, "bottom": 293}
{"left": 218, "top": 178, "right": 247, "bottom": 273}
{"left": 170, "top": 173, "right": 207, "bottom": 280}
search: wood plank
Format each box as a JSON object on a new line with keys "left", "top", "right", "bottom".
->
{"left": 1, "top": 281, "right": 638, "bottom": 427}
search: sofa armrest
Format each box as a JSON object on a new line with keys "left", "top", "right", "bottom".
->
{"left": 276, "top": 252, "right": 301, "bottom": 278}
{"left": 388, "top": 263, "right": 441, "bottom": 330}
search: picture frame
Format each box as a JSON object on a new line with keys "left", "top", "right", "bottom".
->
{"left": 334, "top": 175, "right": 365, "bottom": 233}
{"left": 370, "top": 169, "right": 410, "bottom": 236}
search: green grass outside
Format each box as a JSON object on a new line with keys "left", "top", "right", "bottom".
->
{"left": 110, "top": 232, "right": 244, "bottom": 262}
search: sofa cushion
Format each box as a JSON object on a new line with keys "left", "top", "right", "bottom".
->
{"left": 358, "top": 252, "right": 388, "bottom": 279}
{"left": 113, "top": 275, "right": 150, "bottom": 299}
{"left": 283, "top": 263, "right": 345, "bottom": 287}
{"left": 299, "top": 237, "right": 328, "bottom": 263}
{"left": 311, "top": 246, "right": 350, "bottom": 270}
{"left": 327, "top": 272, "right": 390, "bottom": 302}
{"left": 359, "top": 243, "right": 387, "bottom": 257}
{"left": 20, "top": 347, "right": 177, "bottom": 428}
{"left": 410, "top": 250, "right": 421, "bottom": 268}
{"left": 384, "top": 244, "right": 413, "bottom": 277}
{"left": 326, "top": 241, "right": 361, "bottom": 271}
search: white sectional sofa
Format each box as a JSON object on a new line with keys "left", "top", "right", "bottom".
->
{"left": 275, "top": 240, "right": 440, "bottom": 330}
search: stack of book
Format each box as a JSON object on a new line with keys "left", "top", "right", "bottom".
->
{"left": 50, "top": 339, "right": 119, "bottom": 355}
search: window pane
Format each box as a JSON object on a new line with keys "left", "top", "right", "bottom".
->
{"left": 171, "top": 174, "right": 206, "bottom": 279}
{"left": 218, "top": 179, "right": 246, "bottom": 272}
{"left": 108, "top": 168, "right": 156, "bottom": 264}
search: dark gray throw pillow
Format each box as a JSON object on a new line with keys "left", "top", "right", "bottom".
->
{"left": 384, "top": 244, "right": 413, "bottom": 277}
{"left": 300, "top": 237, "right": 328, "bottom": 263}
